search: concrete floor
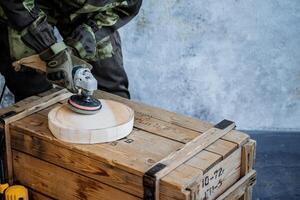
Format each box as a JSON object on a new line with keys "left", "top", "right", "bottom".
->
{"left": 246, "top": 131, "right": 300, "bottom": 200}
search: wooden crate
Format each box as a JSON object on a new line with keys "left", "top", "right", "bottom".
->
{"left": 0, "top": 88, "right": 256, "bottom": 200}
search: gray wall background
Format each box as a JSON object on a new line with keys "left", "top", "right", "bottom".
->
{"left": 0, "top": 0, "right": 299, "bottom": 131}
{"left": 119, "top": 0, "right": 300, "bottom": 131}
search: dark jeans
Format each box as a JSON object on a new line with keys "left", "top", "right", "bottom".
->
{"left": 0, "top": 25, "right": 130, "bottom": 102}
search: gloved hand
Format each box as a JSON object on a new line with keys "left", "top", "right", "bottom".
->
{"left": 40, "top": 46, "right": 93, "bottom": 93}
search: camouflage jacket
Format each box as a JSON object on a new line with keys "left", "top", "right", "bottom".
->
{"left": 0, "top": 0, "right": 142, "bottom": 61}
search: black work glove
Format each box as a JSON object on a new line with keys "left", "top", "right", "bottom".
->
{"left": 21, "top": 15, "right": 57, "bottom": 53}
{"left": 40, "top": 45, "right": 93, "bottom": 93}
{"left": 20, "top": 14, "right": 94, "bottom": 93}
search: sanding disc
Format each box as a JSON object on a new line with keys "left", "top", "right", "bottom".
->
{"left": 48, "top": 99, "right": 134, "bottom": 144}
{"left": 68, "top": 95, "right": 102, "bottom": 115}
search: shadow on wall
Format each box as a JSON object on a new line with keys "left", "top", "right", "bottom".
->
{"left": 120, "top": 0, "right": 300, "bottom": 131}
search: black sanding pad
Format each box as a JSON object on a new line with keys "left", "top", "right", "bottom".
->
{"left": 67, "top": 94, "right": 102, "bottom": 115}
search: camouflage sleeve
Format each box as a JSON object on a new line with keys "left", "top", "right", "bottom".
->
{"left": 65, "top": 0, "right": 143, "bottom": 61}
{"left": 0, "top": 0, "right": 59, "bottom": 53}
{"left": 0, "top": 0, "right": 39, "bottom": 29}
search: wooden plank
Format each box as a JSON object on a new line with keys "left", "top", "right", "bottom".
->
{"left": 156, "top": 121, "right": 235, "bottom": 178}
{"left": 222, "top": 130, "right": 249, "bottom": 146}
{"left": 13, "top": 54, "right": 46, "bottom": 72}
{"left": 13, "top": 151, "right": 140, "bottom": 200}
{"left": 0, "top": 95, "right": 40, "bottom": 116}
{"left": 12, "top": 96, "right": 41, "bottom": 108}
{"left": 144, "top": 120, "right": 235, "bottom": 199}
{"left": 133, "top": 112, "right": 199, "bottom": 143}
{"left": 11, "top": 130, "right": 143, "bottom": 197}
{"left": 38, "top": 103, "right": 61, "bottom": 117}
{"left": 160, "top": 165, "right": 200, "bottom": 200}
{"left": 3, "top": 89, "right": 70, "bottom": 124}
{"left": 36, "top": 87, "right": 61, "bottom": 97}
{"left": 205, "top": 139, "right": 238, "bottom": 159}
{"left": 3, "top": 124, "right": 13, "bottom": 184}
{"left": 159, "top": 151, "right": 221, "bottom": 199}
{"left": 95, "top": 90, "right": 212, "bottom": 133}
{"left": 215, "top": 170, "right": 256, "bottom": 200}
{"left": 29, "top": 189, "right": 54, "bottom": 200}
{"left": 134, "top": 112, "right": 243, "bottom": 157}
{"left": 239, "top": 187, "right": 252, "bottom": 200}
{"left": 241, "top": 140, "right": 256, "bottom": 177}
{"left": 187, "top": 148, "right": 242, "bottom": 200}
{"left": 239, "top": 140, "right": 256, "bottom": 200}
{"left": 95, "top": 91, "right": 249, "bottom": 146}
{"left": 186, "top": 151, "right": 222, "bottom": 173}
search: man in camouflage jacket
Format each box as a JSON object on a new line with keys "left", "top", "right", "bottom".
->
{"left": 0, "top": 0, "right": 142, "bottom": 101}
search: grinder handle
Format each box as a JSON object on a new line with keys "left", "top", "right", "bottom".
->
{"left": 12, "top": 54, "right": 47, "bottom": 73}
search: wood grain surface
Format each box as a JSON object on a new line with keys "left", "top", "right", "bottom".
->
{"left": 48, "top": 100, "right": 134, "bottom": 144}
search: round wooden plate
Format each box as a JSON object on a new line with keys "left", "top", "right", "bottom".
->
{"left": 48, "top": 99, "right": 134, "bottom": 144}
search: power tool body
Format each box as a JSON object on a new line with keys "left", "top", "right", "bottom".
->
{"left": 13, "top": 55, "right": 102, "bottom": 115}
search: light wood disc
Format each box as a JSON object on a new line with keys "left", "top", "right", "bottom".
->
{"left": 48, "top": 99, "right": 134, "bottom": 144}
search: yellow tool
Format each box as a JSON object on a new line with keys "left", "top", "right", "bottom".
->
{"left": 0, "top": 183, "right": 28, "bottom": 200}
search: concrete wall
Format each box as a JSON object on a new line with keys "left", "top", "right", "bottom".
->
{"left": 120, "top": 0, "right": 300, "bottom": 131}
{"left": 0, "top": 1, "right": 299, "bottom": 131}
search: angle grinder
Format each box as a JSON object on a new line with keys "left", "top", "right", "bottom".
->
{"left": 67, "top": 67, "right": 102, "bottom": 115}
{"left": 12, "top": 55, "right": 102, "bottom": 115}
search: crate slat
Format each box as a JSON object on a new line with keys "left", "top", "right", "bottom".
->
{"left": 13, "top": 151, "right": 139, "bottom": 200}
